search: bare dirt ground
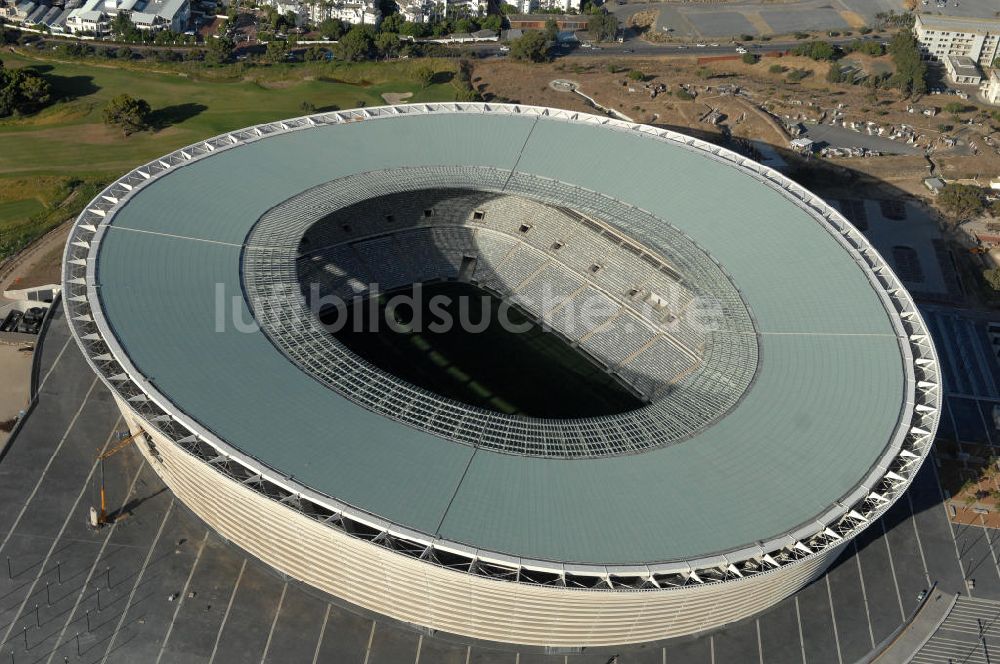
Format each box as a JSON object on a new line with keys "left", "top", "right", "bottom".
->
{"left": 0, "top": 221, "right": 69, "bottom": 294}
{"left": 0, "top": 343, "right": 33, "bottom": 451}
{"left": 0, "top": 221, "right": 67, "bottom": 451}
{"left": 381, "top": 91, "right": 414, "bottom": 104}
{"left": 473, "top": 54, "right": 1000, "bottom": 202}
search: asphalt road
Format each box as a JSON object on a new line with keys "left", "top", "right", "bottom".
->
{"left": 469, "top": 35, "right": 873, "bottom": 60}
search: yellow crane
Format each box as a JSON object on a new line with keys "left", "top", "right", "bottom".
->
{"left": 91, "top": 430, "right": 144, "bottom": 528}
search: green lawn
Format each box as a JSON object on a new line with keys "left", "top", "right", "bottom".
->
{"left": 0, "top": 198, "right": 44, "bottom": 226}
{"left": 0, "top": 52, "right": 461, "bottom": 259}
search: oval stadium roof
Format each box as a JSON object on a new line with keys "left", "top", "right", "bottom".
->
{"left": 87, "top": 105, "right": 920, "bottom": 567}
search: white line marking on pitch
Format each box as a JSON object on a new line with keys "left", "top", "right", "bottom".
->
{"left": 208, "top": 558, "right": 247, "bottom": 664}
{"left": 155, "top": 530, "right": 210, "bottom": 664}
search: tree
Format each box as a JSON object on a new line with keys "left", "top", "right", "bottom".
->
{"left": 205, "top": 35, "right": 233, "bottom": 65}
{"left": 543, "top": 18, "right": 558, "bottom": 42}
{"left": 887, "top": 29, "right": 926, "bottom": 96}
{"left": 265, "top": 39, "right": 288, "bottom": 63}
{"left": 826, "top": 63, "right": 846, "bottom": 83}
{"left": 792, "top": 40, "right": 836, "bottom": 61}
{"left": 992, "top": 200, "right": 1000, "bottom": 218}
{"left": 845, "top": 38, "right": 883, "bottom": 56}
{"left": 944, "top": 101, "right": 970, "bottom": 115}
{"left": 110, "top": 12, "right": 141, "bottom": 42}
{"left": 509, "top": 31, "right": 550, "bottom": 62}
{"left": 769, "top": 63, "right": 785, "bottom": 74}
{"left": 587, "top": 13, "right": 617, "bottom": 42}
{"left": 379, "top": 13, "right": 404, "bottom": 34}
{"left": 741, "top": 52, "right": 758, "bottom": 64}
{"left": 102, "top": 94, "right": 151, "bottom": 137}
{"left": 399, "top": 21, "right": 431, "bottom": 38}
{"left": 454, "top": 17, "right": 477, "bottom": 33}
{"left": 304, "top": 44, "right": 327, "bottom": 61}
{"left": 375, "top": 31, "right": 399, "bottom": 58}
{"left": 0, "top": 60, "right": 52, "bottom": 118}
{"left": 938, "top": 183, "right": 985, "bottom": 220}
{"left": 481, "top": 14, "right": 502, "bottom": 32}
{"left": 318, "top": 18, "right": 345, "bottom": 40}
{"left": 627, "top": 69, "right": 644, "bottom": 81}
{"left": 414, "top": 64, "right": 434, "bottom": 87}
{"left": 336, "top": 24, "right": 376, "bottom": 61}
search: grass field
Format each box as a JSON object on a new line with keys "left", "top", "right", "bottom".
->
{"left": 0, "top": 52, "right": 462, "bottom": 260}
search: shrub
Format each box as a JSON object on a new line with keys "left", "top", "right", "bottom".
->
{"left": 938, "top": 183, "right": 985, "bottom": 220}
{"left": 944, "top": 101, "right": 971, "bottom": 114}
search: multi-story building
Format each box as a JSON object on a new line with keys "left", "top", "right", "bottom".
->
{"left": 986, "top": 69, "right": 1000, "bottom": 105}
{"left": 504, "top": 0, "right": 580, "bottom": 13}
{"left": 398, "top": 0, "right": 429, "bottom": 23}
{"left": 537, "top": 0, "right": 579, "bottom": 12}
{"left": 305, "top": 0, "right": 379, "bottom": 25}
{"left": 64, "top": 0, "right": 189, "bottom": 33}
{"left": 914, "top": 14, "right": 1000, "bottom": 69}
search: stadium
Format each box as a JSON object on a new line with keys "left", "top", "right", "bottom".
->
{"left": 62, "top": 103, "right": 940, "bottom": 647}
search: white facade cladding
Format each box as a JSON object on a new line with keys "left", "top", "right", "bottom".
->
{"left": 914, "top": 13, "right": 1000, "bottom": 67}
{"left": 63, "top": 104, "right": 941, "bottom": 647}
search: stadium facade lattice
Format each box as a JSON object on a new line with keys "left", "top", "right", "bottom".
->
{"left": 63, "top": 104, "right": 940, "bottom": 647}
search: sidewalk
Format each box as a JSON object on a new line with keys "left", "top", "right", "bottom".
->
{"left": 870, "top": 588, "right": 957, "bottom": 664}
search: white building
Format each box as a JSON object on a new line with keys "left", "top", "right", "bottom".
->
{"left": 64, "top": 0, "right": 107, "bottom": 32}
{"left": 64, "top": 0, "right": 189, "bottom": 33}
{"left": 914, "top": 14, "right": 1000, "bottom": 69}
{"left": 441, "top": 0, "right": 485, "bottom": 17}
{"left": 537, "top": 0, "right": 579, "bottom": 12}
{"left": 306, "top": 0, "right": 378, "bottom": 25}
{"left": 986, "top": 69, "right": 1000, "bottom": 105}
{"left": 943, "top": 54, "right": 982, "bottom": 85}
{"left": 398, "top": 0, "right": 428, "bottom": 23}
